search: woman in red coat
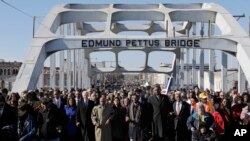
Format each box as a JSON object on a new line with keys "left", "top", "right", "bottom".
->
{"left": 212, "top": 101, "right": 228, "bottom": 141}
{"left": 231, "top": 96, "right": 245, "bottom": 125}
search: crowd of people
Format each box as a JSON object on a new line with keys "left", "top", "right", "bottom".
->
{"left": 0, "top": 84, "right": 250, "bottom": 141}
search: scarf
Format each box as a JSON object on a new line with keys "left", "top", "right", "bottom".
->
{"left": 18, "top": 113, "right": 29, "bottom": 136}
{"left": 129, "top": 103, "right": 141, "bottom": 127}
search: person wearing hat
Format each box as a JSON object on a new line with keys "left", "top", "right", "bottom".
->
{"left": 17, "top": 99, "right": 37, "bottom": 141}
{"left": 197, "top": 92, "right": 214, "bottom": 114}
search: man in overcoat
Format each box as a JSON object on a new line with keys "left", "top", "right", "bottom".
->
{"left": 172, "top": 91, "right": 190, "bottom": 141}
{"left": 76, "top": 91, "right": 95, "bottom": 141}
{"left": 91, "top": 95, "right": 114, "bottom": 141}
{"left": 147, "top": 84, "right": 171, "bottom": 141}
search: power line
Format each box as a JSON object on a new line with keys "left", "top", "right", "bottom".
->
{"left": 1, "top": 0, "right": 33, "bottom": 18}
{"left": 1, "top": 0, "right": 52, "bottom": 38}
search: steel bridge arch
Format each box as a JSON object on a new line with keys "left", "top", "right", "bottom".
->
{"left": 12, "top": 3, "right": 250, "bottom": 93}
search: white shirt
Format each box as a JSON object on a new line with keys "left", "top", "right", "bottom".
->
{"left": 186, "top": 99, "right": 191, "bottom": 105}
{"left": 75, "top": 98, "right": 80, "bottom": 106}
{"left": 84, "top": 99, "right": 88, "bottom": 106}
{"left": 176, "top": 101, "right": 182, "bottom": 113}
{"left": 53, "top": 98, "right": 61, "bottom": 109}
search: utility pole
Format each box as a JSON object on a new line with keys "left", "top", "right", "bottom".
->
{"left": 33, "top": 16, "right": 36, "bottom": 38}
{"left": 233, "top": 14, "right": 245, "bottom": 21}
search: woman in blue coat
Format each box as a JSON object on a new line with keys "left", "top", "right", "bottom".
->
{"left": 64, "top": 97, "right": 77, "bottom": 140}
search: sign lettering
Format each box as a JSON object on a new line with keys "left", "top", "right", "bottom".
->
{"left": 82, "top": 39, "right": 200, "bottom": 48}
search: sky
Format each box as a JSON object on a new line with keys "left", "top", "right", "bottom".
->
{"left": 0, "top": 0, "right": 249, "bottom": 69}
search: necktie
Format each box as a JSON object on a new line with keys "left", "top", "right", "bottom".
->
{"left": 176, "top": 102, "right": 181, "bottom": 115}
{"left": 57, "top": 100, "right": 60, "bottom": 108}
{"left": 85, "top": 100, "right": 88, "bottom": 107}
{"left": 76, "top": 99, "right": 79, "bottom": 106}
{"left": 191, "top": 106, "right": 194, "bottom": 114}
{"left": 156, "top": 95, "right": 160, "bottom": 101}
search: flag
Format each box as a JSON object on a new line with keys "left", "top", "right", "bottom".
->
{"left": 161, "top": 73, "right": 173, "bottom": 95}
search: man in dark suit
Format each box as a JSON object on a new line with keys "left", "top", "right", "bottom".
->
{"left": 90, "top": 91, "right": 99, "bottom": 106}
{"left": 148, "top": 84, "right": 171, "bottom": 141}
{"left": 172, "top": 91, "right": 190, "bottom": 141}
{"left": 0, "top": 94, "right": 18, "bottom": 141}
{"left": 138, "top": 89, "right": 152, "bottom": 141}
{"left": 76, "top": 91, "right": 95, "bottom": 141}
{"left": 52, "top": 89, "right": 67, "bottom": 141}
{"left": 53, "top": 89, "right": 66, "bottom": 112}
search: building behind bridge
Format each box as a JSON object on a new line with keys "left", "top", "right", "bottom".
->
{"left": 0, "top": 59, "right": 22, "bottom": 90}
{"left": 0, "top": 59, "right": 245, "bottom": 93}
{"left": 141, "top": 64, "right": 242, "bottom": 92}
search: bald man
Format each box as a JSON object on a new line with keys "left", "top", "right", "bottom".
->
{"left": 76, "top": 91, "right": 95, "bottom": 141}
{"left": 173, "top": 91, "right": 190, "bottom": 141}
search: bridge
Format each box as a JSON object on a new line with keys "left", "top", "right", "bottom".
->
{"left": 12, "top": 3, "right": 250, "bottom": 93}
